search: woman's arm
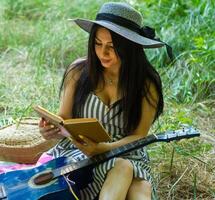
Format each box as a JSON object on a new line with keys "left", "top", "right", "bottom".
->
{"left": 110, "top": 82, "right": 158, "bottom": 148}
{"left": 58, "top": 67, "right": 81, "bottom": 118}
{"left": 39, "top": 62, "right": 82, "bottom": 140}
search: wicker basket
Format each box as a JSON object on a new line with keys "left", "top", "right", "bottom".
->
{"left": 0, "top": 118, "right": 57, "bottom": 163}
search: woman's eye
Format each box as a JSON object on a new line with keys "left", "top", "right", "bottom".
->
{"left": 95, "top": 42, "right": 102, "bottom": 46}
{"left": 95, "top": 42, "right": 114, "bottom": 50}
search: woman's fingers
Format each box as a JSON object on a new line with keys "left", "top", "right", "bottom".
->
{"left": 78, "top": 135, "right": 94, "bottom": 145}
{"left": 39, "top": 118, "right": 45, "bottom": 127}
{"left": 72, "top": 136, "right": 98, "bottom": 157}
{"left": 42, "top": 127, "right": 59, "bottom": 138}
{"left": 39, "top": 117, "right": 48, "bottom": 127}
{"left": 39, "top": 121, "right": 64, "bottom": 140}
{"left": 59, "top": 125, "right": 71, "bottom": 137}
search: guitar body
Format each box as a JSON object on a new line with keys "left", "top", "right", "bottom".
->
{"left": 0, "top": 157, "right": 82, "bottom": 200}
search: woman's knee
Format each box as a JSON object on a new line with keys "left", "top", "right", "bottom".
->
{"left": 114, "top": 158, "right": 133, "bottom": 174}
{"left": 99, "top": 158, "right": 133, "bottom": 200}
{"left": 127, "top": 178, "right": 152, "bottom": 200}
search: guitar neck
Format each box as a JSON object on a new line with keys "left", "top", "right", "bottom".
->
{"left": 55, "top": 134, "right": 157, "bottom": 177}
{"left": 92, "top": 134, "right": 157, "bottom": 163}
{"left": 54, "top": 127, "right": 200, "bottom": 178}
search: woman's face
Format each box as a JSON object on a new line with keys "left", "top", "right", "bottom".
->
{"left": 94, "top": 27, "right": 121, "bottom": 70}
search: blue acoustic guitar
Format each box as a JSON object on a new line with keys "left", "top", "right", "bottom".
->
{"left": 0, "top": 127, "right": 200, "bottom": 200}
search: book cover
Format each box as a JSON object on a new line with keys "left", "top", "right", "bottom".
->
{"left": 33, "top": 105, "right": 111, "bottom": 143}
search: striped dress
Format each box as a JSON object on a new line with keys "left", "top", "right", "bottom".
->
{"left": 48, "top": 93, "right": 156, "bottom": 200}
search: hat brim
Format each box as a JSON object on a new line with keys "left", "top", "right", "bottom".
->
{"left": 69, "top": 18, "right": 165, "bottom": 48}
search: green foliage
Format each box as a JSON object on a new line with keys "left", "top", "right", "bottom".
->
{"left": 0, "top": 0, "right": 214, "bottom": 120}
{"left": 138, "top": 0, "right": 215, "bottom": 103}
{"left": 0, "top": 0, "right": 213, "bottom": 116}
{"left": 2, "top": 0, "right": 51, "bottom": 20}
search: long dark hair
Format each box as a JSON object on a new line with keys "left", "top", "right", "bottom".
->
{"left": 60, "top": 24, "right": 164, "bottom": 133}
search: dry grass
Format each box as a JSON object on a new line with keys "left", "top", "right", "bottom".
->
{"left": 150, "top": 103, "right": 215, "bottom": 200}
{"left": 155, "top": 146, "right": 214, "bottom": 199}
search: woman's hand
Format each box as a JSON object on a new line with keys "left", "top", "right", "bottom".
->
{"left": 72, "top": 135, "right": 111, "bottom": 157}
{"left": 39, "top": 118, "right": 64, "bottom": 140}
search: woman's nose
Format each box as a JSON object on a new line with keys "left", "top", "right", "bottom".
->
{"left": 101, "top": 46, "right": 109, "bottom": 56}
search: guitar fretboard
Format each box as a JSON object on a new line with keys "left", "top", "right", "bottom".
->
{"left": 52, "top": 127, "right": 199, "bottom": 178}
{"left": 54, "top": 134, "right": 157, "bottom": 177}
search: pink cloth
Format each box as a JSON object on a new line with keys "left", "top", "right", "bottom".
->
{"left": 0, "top": 153, "right": 53, "bottom": 174}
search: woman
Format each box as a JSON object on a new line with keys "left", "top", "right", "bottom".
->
{"left": 39, "top": 2, "right": 170, "bottom": 200}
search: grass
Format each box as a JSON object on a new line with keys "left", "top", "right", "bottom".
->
{"left": 149, "top": 102, "right": 215, "bottom": 199}
{"left": 0, "top": 0, "right": 214, "bottom": 199}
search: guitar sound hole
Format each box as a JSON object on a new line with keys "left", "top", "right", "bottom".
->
{"left": 33, "top": 171, "right": 54, "bottom": 185}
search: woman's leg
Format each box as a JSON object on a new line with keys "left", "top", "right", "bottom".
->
{"left": 99, "top": 158, "right": 133, "bottom": 200}
{"left": 126, "top": 178, "right": 152, "bottom": 200}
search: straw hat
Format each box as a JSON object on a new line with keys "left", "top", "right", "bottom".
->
{"left": 70, "top": 2, "right": 166, "bottom": 48}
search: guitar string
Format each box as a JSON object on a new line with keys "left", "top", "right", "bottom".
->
{"left": 63, "top": 175, "right": 79, "bottom": 200}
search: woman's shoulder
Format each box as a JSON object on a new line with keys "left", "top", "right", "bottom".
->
{"left": 68, "top": 56, "right": 87, "bottom": 72}
{"left": 70, "top": 57, "right": 87, "bottom": 67}
{"left": 145, "top": 79, "right": 157, "bottom": 90}
{"left": 64, "top": 57, "right": 87, "bottom": 85}
{"left": 67, "top": 57, "right": 87, "bottom": 75}
{"left": 144, "top": 79, "right": 160, "bottom": 106}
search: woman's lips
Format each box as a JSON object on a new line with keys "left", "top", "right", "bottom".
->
{"left": 101, "top": 59, "right": 111, "bottom": 64}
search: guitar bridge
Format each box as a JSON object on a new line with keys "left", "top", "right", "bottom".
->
{"left": 0, "top": 185, "right": 7, "bottom": 199}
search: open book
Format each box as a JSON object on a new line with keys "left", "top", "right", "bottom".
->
{"left": 33, "top": 105, "right": 111, "bottom": 143}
